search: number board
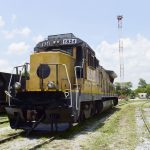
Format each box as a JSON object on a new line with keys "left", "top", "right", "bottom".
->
{"left": 39, "top": 41, "right": 51, "bottom": 48}
{"left": 63, "top": 39, "right": 77, "bottom": 45}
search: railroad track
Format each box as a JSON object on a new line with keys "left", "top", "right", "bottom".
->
{"left": 118, "top": 101, "right": 130, "bottom": 106}
{"left": 0, "top": 104, "right": 117, "bottom": 149}
{"left": 28, "top": 136, "right": 56, "bottom": 150}
{"left": 0, "top": 131, "right": 24, "bottom": 144}
{"left": 118, "top": 99, "right": 148, "bottom": 107}
{"left": 0, "top": 120, "right": 8, "bottom": 124}
{"left": 0, "top": 116, "right": 9, "bottom": 124}
{"left": 140, "top": 101, "right": 150, "bottom": 134}
{"left": 0, "top": 129, "right": 57, "bottom": 149}
{"left": 0, "top": 117, "right": 8, "bottom": 119}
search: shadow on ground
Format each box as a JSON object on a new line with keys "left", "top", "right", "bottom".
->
{"left": 19, "top": 106, "right": 121, "bottom": 141}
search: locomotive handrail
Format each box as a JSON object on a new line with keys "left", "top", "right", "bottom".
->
{"left": 7, "top": 63, "right": 29, "bottom": 106}
{"left": 7, "top": 67, "right": 15, "bottom": 106}
{"left": 74, "top": 59, "right": 85, "bottom": 110}
{"left": 74, "top": 66, "right": 80, "bottom": 110}
{"left": 19, "top": 66, "right": 25, "bottom": 83}
{"left": 62, "top": 64, "right": 72, "bottom": 107}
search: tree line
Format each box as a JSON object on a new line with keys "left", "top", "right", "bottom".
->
{"left": 115, "top": 78, "right": 150, "bottom": 99}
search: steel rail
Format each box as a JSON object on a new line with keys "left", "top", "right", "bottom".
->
{"left": 28, "top": 136, "right": 56, "bottom": 150}
{"left": 140, "top": 101, "right": 150, "bottom": 134}
{"left": 118, "top": 99, "right": 146, "bottom": 106}
{"left": 0, "top": 120, "right": 9, "bottom": 124}
{"left": 0, "top": 132, "right": 24, "bottom": 144}
{"left": 118, "top": 101, "right": 130, "bottom": 106}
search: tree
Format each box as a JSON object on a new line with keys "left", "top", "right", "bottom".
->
{"left": 122, "top": 82, "right": 133, "bottom": 96}
{"left": 114, "top": 82, "right": 133, "bottom": 98}
{"left": 130, "top": 90, "right": 136, "bottom": 99}
{"left": 135, "top": 78, "right": 148, "bottom": 96}
{"left": 138, "top": 78, "right": 147, "bottom": 88}
{"left": 124, "top": 82, "right": 132, "bottom": 88}
{"left": 114, "top": 82, "right": 121, "bottom": 96}
{"left": 134, "top": 87, "right": 146, "bottom": 95}
{"left": 146, "top": 84, "right": 150, "bottom": 98}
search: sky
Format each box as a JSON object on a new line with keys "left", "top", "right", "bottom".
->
{"left": 0, "top": 0, "right": 150, "bottom": 88}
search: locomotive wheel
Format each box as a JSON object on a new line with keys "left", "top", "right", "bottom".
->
{"left": 79, "top": 110, "right": 85, "bottom": 122}
{"left": 0, "top": 106, "right": 5, "bottom": 113}
{"left": 113, "top": 99, "right": 118, "bottom": 106}
{"left": 95, "top": 101, "right": 103, "bottom": 114}
{"left": 84, "top": 104, "right": 92, "bottom": 119}
{"left": 90, "top": 103, "right": 95, "bottom": 116}
{"left": 68, "top": 122, "right": 73, "bottom": 128}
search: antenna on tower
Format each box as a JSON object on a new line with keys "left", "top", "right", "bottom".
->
{"left": 117, "top": 15, "right": 124, "bottom": 93}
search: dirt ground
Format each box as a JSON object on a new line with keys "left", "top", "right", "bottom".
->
{"left": 38, "top": 100, "right": 150, "bottom": 150}
{"left": 0, "top": 100, "right": 149, "bottom": 150}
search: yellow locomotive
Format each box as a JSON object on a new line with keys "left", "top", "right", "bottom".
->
{"left": 5, "top": 33, "right": 118, "bottom": 131}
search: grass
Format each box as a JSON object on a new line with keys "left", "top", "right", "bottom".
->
{"left": 39, "top": 101, "right": 149, "bottom": 150}
{"left": 118, "top": 99, "right": 149, "bottom": 105}
{"left": 37, "top": 109, "right": 119, "bottom": 149}
{"left": 0, "top": 122, "right": 9, "bottom": 128}
{"left": 58, "top": 109, "right": 117, "bottom": 139}
{"left": 24, "top": 101, "right": 150, "bottom": 149}
{"left": 38, "top": 102, "right": 143, "bottom": 150}
{"left": 80, "top": 104, "right": 139, "bottom": 150}
{"left": 143, "top": 102, "right": 150, "bottom": 108}
{"left": 0, "top": 101, "right": 149, "bottom": 150}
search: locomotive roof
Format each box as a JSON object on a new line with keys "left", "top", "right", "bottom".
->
{"left": 106, "top": 70, "right": 117, "bottom": 79}
{"left": 34, "top": 33, "right": 95, "bottom": 54}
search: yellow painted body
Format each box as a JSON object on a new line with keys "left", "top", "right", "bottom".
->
{"left": 26, "top": 49, "right": 115, "bottom": 95}
{"left": 26, "top": 52, "right": 75, "bottom": 91}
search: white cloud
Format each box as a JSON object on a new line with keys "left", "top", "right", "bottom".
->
{"left": 7, "top": 42, "right": 30, "bottom": 55}
{"left": 33, "top": 35, "right": 44, "bottom": 44}
{"left": 20, "top": 27, "right": 31, "bottom": 36}
{"left": 95, "top": 34, "right": 150, "bottom": 88}
{"left": 11, "top": 14, "right": 17, "bottom": 23}
{"left": 0, "top": 16, "right": 5, "bottom": 28}
{"left": 0, "top": 59, "right": 11, "bottom": 72}
{"left": 3, "top": 27, "right": 31, "bottom": 39}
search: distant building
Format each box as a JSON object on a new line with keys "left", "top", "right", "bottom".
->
{"left": 138, "top": 93, "right": 147, "bottom": 99}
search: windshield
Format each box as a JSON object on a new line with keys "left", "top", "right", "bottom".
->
{"left": 35, "top": 46, "right": 73, "bottom": 56}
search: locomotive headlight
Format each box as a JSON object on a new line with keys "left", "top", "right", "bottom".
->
{"left": 47, "top": 81, "right": 56, "bottom": 89}
{"left": 14, "top": 82, "right": 21, "bottom": 90}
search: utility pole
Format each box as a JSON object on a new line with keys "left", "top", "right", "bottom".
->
{"left": 117, "top": 15, "right": 124, "bottom": 95}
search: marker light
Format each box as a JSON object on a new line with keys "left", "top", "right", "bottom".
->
{"left": 47, "top": 81, "right": 56, "bottom": 89}
{"left": 14, "top": 82, "right": 21, "bottom": 90}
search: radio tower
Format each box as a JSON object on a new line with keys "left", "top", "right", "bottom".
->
{"left": 117, "top": 15, "right": 124, "bottom": 90}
